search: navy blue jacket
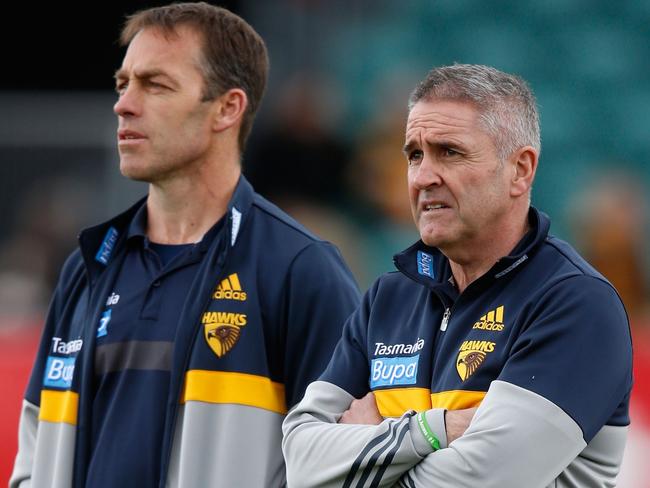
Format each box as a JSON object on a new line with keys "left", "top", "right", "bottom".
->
{"left": 283, "top": 207, "right": 633, "bottom": 487}
{"left": 12, "top": 176, "right": 360, "bottom": 488}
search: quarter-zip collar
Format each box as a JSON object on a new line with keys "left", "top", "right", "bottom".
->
{"left": 78, "top": 175, "right": 256, "bottom": 278}
{"left": 393, "top": 206, "right": 551, "bottom": 293}
{"left": 72, "top": 175, "right": 257, "bottom": 488}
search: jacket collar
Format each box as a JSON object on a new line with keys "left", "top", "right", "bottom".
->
{"left": 393, "top": 206, "right": 551, "bottom": 290}
{"left": 77, "top": 175, "right": 256, "bottom": 282}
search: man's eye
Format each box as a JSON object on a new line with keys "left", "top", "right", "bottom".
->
{"left": 115, "top": 82, "right": 127, "bottom": 94}
{"left": 443, "top": 147, "right": 459, "bottom": 157}
{"left": 407, "top": 150, "right": 423, "bottom": 165}
{"left": 147, "top": 81, "right": 168, "bottom": 90}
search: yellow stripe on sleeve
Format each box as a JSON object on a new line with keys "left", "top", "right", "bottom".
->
{"left": 181, "top": 370, "right": 287, "bottom": 414}
{"left": 430, "top": 390, "right": 485, "bottom": 409}
{"left": 39, "top": 390, "right": 79, "bottom": 425}
{"left": 374, "top": 388, "right": 432, "bottom": 417}
{"left": 374, "top": 388, "right": 486, "bottom": 416}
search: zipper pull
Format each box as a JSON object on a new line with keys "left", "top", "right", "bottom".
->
{"left": 440, "top": 308, "right": 451, "bottom": 331}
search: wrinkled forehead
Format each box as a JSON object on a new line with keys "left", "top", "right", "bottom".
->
{"left": 124, "top": 25, "right": 202, "bottom": 62}
{"left": 405, "top": 99, "right": 482, "bottom": 139}
{"left": 118, "top": 26, "right": 205, "bottom": 79}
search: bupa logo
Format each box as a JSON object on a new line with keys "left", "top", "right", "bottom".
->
{"left": 43, "top": 356, "right": 76, "bottom": 388}
{"left": 213, "top": 273, "right": 247, "bottom": 301}
{"left": 95, "top": 227, "right": 119, "bottom": 265}
{"left": 370, "top": 355, "right": 419, "bottom": 388}
{"left": 417, "top": 251, "right": 434, "bottom": 279}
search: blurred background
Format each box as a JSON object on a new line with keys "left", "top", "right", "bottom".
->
{"left": 1, "top": 0, "right": 649, "bottom": 485}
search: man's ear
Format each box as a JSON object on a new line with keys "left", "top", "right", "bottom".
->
{"left": 211, "top": 88, "right": 248, "bottom": 133}
{"left": 510, "top": 146, "right": 538, "bottom": 197}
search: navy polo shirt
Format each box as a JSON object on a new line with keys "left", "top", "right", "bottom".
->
{"left": 86, "top": 203, "right": 225, "bottom": 487}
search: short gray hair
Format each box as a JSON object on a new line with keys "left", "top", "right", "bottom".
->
{"left": 409, "top": 64, "right": 540, "bottom": 159}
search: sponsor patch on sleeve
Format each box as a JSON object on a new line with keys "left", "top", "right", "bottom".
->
{"left": 43, "top": 356, "right": 76, "bottom": 388}
{"left": 370, "top": 354, "right": 419, "bottom": 388}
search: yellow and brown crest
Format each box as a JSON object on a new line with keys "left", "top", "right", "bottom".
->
{"left": 456, "top": 340, "right": 495, "bottom": 381}
{"left": 456, "top": 350, "right": 487, "bottom": 381}
{"left": 202, "top": 311, "right": 247, "bottom": 358}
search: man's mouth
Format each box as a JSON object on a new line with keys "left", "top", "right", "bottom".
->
{"left": 422, "top": 202, "right": 450, "bottom": 212}
{"left": 118, "top": 130, "right": 146, "bottom": 141}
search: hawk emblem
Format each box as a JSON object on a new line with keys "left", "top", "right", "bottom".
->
{"left": 456, "top": 350, "right": 487, "bottom": 381}
{"left": 204, "top": 323, "right": 242, "bottom": 358}
{"left": 201, "top": 311, "right": 247, "bottom": 358}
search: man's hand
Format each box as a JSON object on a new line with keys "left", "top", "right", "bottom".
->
{"left": 445, "top": 407, "right": 477, "bottom": 444}
{"left": 339, "top": 392, "right": 383, "bottom": 425}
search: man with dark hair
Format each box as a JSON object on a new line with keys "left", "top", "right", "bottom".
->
{"left": 283, "top": 64, "right": 632, "bottom": 487}
{"left": 10, "top": 3, "right": 359, "bottom": 487}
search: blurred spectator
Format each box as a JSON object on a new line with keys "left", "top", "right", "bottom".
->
{"left": 245, "top": 72, "right": 350, "bottom": 206}
{"left": 244, "top": 72, "right": 372, "bottom": 283}
{"left": 0, "top": 175, "right": 97, "bottom": 328}
{"left": 568, "top": 169, "right": 650, "bottom": 487}
{"left": 569, "top": 171, "right": 650, "bottom": 319}
{"left": 345, "top": 99, "right": 419, "bottom": 284}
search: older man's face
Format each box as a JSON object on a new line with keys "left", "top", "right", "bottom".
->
{"left": 404, "top": 99, "right": 513, "bottom": 257}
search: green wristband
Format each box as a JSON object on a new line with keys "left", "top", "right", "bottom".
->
{"left": 416, "top": 412, "right": 441, "bottom": 451}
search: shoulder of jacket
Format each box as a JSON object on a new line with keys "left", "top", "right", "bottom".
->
{"left": 540, "top": 236, "right": 609, "bottom": 283}
{"left": 249, "top": 194, "right": 327, "bottom": 245}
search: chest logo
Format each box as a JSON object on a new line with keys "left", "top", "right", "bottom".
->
{"left": 370, "top": 355, "right": 420, "bottom": 388}
{"left": 472, "top": 305, "right": 505, "bottom": 332}
{"left": 456, "top": 340, "right": 495, "bottom": 381}
{"left": 213, "top": 273, "right": 247, "bottom": 301}
{"left": 202, "top": 311, "right": 247, "bottom": 358}
{"left": 97, "top": 309, "right": 111, "bottom": 338}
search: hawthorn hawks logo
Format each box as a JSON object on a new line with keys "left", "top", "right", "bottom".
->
{"left": 202, "top": 311, "right": 247, "bottom": 358}
{"left": 456, "top": 340, "right": 495, "bottom": 381}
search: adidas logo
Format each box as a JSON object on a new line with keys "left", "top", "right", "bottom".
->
{"left": 472, "top": 305, "right": 505, "bottom": 331}
{"left": 213, "top": 273, "right": 247, "bottom": 301}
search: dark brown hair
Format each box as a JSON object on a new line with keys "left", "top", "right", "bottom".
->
{"left": 121, "top": 2, "right": 269, "bottom": 152}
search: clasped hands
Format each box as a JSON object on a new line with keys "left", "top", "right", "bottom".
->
{"left": 338, "top": 392, "right": 476, "bottom": 444}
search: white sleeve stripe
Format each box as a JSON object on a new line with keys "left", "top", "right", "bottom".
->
{"left": 342, "top": 417, "right": 400, "bottom": 487}
{"left": 368, "top": 420, "right": 412, "bottom": 486}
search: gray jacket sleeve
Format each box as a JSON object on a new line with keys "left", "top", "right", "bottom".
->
{"left": 283, "top": 381, "right": 446, "bottom": 488}
{"left": 283, "top": 380, "right": 627, "bottom": 488}
{"left": 395, "top": 380, "right": 590, "bottom": 488}
{"left": 9, "top": 399, "right": 39, "bottom": 488}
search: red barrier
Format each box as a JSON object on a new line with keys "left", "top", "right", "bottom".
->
{"left": 0, "top": 325, "right": 40, "bottom": 486}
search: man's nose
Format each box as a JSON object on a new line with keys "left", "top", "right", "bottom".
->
{"left": 113, "top": 84, "right": 141, "bottom": 117}
{"left": 411, "top": 155, "right": 443, "bottom": 189}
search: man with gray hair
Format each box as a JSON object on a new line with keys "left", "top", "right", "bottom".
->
{"left": 283, "top": 64, "right": 632, "bottom": 487}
